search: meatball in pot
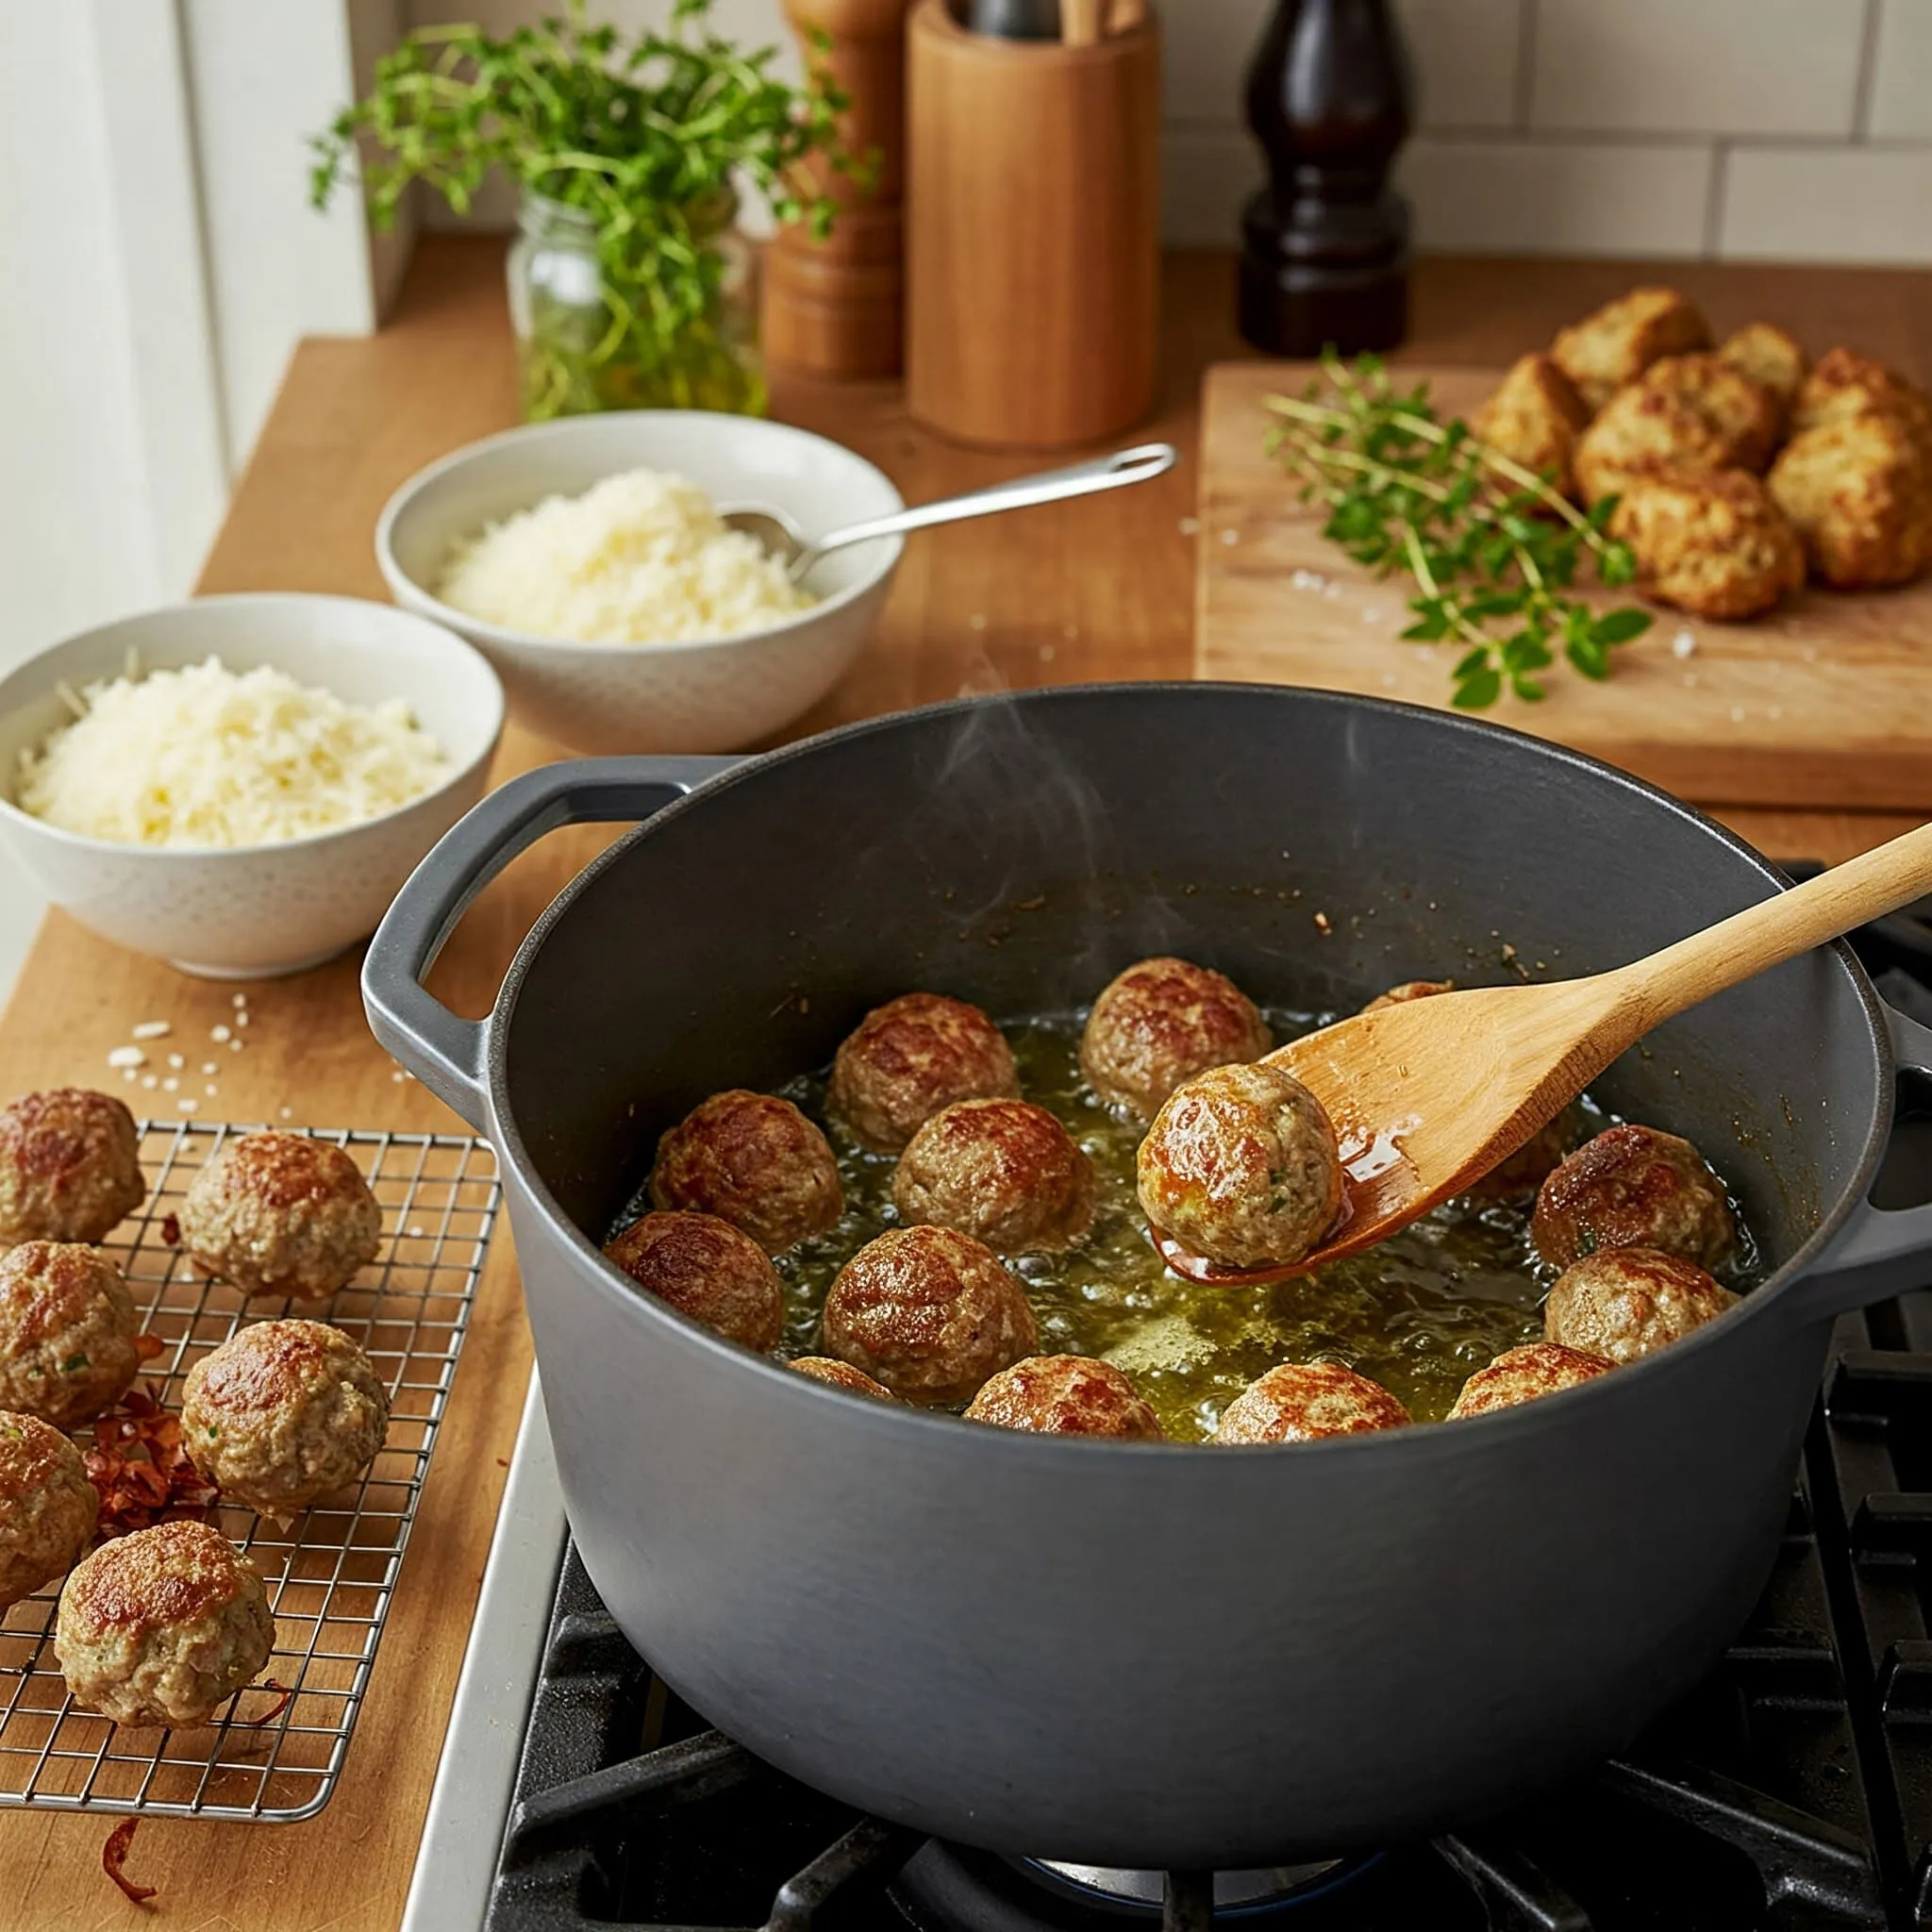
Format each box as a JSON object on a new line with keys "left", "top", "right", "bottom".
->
{"left": 1447, "top": 1343, "right": 1613, "bottom": 1420}
{"left": 821, "top": 1225, "right": 1037, "bottom": 1407}
{"left": 788, "top": 1357, "right": 895, "bottom": 1400}
{"left": 1544, "top": 1247, "right": 1739, "bottom": 1365}
{"left": 649, "top": 1091, "right": 841, "bottom": 1255}
{"left": 0, "top": 1241, "right": 141, "bottom": 1428}
{"left": 56, "top": 1519, "right": 275, "bottom": 1727}
{"left": 604, "top": 1211, "right": 784, "bottom": 1353}
{"left": 179, "top": 1132, "right": 382, "bottom": 1301}
{"left": 0, "top": 1410, "right": 99, "bottom": 1608}
{"left": 893, "top": 1099, "right": 1095, "bottom": 1254}
{"left": 828, "top": 994, "right": 1018, "bottom": 1154}
{"left": 0, "top": 1088, "right": 144, "bottom": 1249}
{"left": 183, "top": 1320, "right": 390, "bottom": 1519}
{"left": 1080, "top": 958, "right": 1273, "bottom": 1121}
{"left": 1213, "top": 1361, "right": 1410, "bottom": 1444}
{"left": 1137, "top": 1060, "right": 1342, "bottom": 1270}
{"left": 965, "top": 1356, "right": 1163, "bottom": 1440}
{"left": 1532, "top": 1124, "right": 1735, "bottom": 1272}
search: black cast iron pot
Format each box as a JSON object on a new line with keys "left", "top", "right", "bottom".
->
{"left": 364, "top": 684, "right": 1932, "bottom": 1867}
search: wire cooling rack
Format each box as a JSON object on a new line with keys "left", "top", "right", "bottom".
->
{"left": 0, "top": 1122, "right": 503, "bottom": 1824}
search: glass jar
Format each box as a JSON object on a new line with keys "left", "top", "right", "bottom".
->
{"left": 506, "top": 189, "right": 765, "bottom": 421}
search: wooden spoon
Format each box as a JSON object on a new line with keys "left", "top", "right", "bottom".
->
{"left": 1152, "top": 822, "right": 1932, "bottom": 1287}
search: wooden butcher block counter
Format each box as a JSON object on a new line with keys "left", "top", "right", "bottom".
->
{"left": 0, "top": 241, "right": 1924, "bottom": 1928}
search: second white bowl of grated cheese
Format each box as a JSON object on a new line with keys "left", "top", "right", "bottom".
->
{"left": 0, "top": 594, "right": 504, "bottom": 978}
{"left": 375, "top": 411, "right": 904, "bottom": 755}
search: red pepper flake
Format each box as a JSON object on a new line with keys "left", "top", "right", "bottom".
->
{"left": 83, "top": 1386, "right": 220, "bottom": 1540}
{"left": 238, "top": 1679, "right": 294, "bottom": 1727}
{"left": 102, "top": 1817, "right": 157, "bottom": 1904}
{"left": 159, "top": 1214, "right": 180, "bottom": 1246}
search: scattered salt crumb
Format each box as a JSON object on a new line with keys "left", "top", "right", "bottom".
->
{"left": 1290, "top": 568, "right": 1328, "bottom": 591}
{"left": 278, "top": 1107, "right": 293, "bottom": 1120}
{"left": 968, "top": 614, "right": 988, "bottom": 632}
{"left": 204, "top": 1084, "right": 217, "bottom": 1098}
{"left": 236, "top": 1012, "right": 249, "bottom": 1027}
{"left": 201, "top": 1061, "right": 216, "bottom": 1075}
{"left": 161, "top": 1077, "right": 178, "bottom": 1092}
{"left": 131, "top": 1021, "right": 170, "bottom": 1041}
{"left": 1178, "top": 517, "right": 1199, "bottom": 536}
{"left": 141, "top": 1074, "right": 158, "bottom": 1090}
{"left": 1312, "top": 911, "right": 1332, "bottom": 935}
{"left": 1380, "top": 673, "right": 1397, "bottom": 689}
{"left": 1730, "top": 705, "right": 1746, "bottom": 723}
{"left": 210, "top": 1024, "right": 231, "bottom": 1043}
{"left": 1672, "top": 629, "right": 1697, "bottom": 659}
{"left": 231, "top": 993, "right": 247, "bottom": 1008}
{"left": 1323, "top": 582, "right": 1342, "bottom": 599}
{"left": 107, "top": 1045, "right": 144, "bottom": 1070}
{"left": 228, "top": 1039, "right": 242, "bottom": 1053}
{"left": 166, "top": 1053, "right": 184, "bottom": 1070}
{"left": 391, "top": 1071, "right": 405, "bottom": 1083}
{"left": 177, "top": 1098, "right": 197, "bottom": 1114}
{"left": 408, "top": 1225, "right": 425, "bottom": 1240}
{"left": 1363, "top": 607, "right": 1385, "bottom": 624}
{"left": 1220, "top": 528, "right": 1240, "bottom": 546}
{"left": 122, "top": 1069, "right": 136, "bottom": 1083}
{"left": 1041, "top": 645, "right": 1057, "bottom": 663}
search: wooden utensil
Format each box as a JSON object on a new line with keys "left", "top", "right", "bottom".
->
{"left": 1154, "top": 822, "right": 1932, "bottom": 1284}
{"left": 1062, "top": 0, "right": 1104, "bottom": 42}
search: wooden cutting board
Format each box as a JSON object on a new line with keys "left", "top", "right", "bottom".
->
{"left": 1194, "top": 360, "right": 1932, "bottom": 810}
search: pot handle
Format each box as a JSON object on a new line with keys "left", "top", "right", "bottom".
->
{"left": 1793, "top": 1001, "right": 1932, "bottom": 1318}
{"left": 361, "top": 756, "right": 741, "bottom": 1130}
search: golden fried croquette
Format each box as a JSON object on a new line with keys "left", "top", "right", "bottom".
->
{"left": 1717, "top": 323, "right": 1808, "bottom": 418}
{"left": 1574, "top": 356, "right": 1777, "bottom": 505}
{"left": 1551, "top": 288, "right": 1711, "bottom": 414}
{"left": 1768, "top": 411, "right": 1932, "bottom": 589}
{"left": 1607, "top": 471, "right": 1806, "bottom": 620}
{"left": 1791, "top": 347, "right": 1932, "bottom": 453}
{"left": 1474, "top": 354, "right": 1591, "bottom": 499}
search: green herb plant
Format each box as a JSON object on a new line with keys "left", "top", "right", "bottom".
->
{"left": 311, "top": 0, "right": 863, "bottom": 420}
{"left": 1264, "top": 353, "right": 1654, "bottom": 708}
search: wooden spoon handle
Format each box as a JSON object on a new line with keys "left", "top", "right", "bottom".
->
{"left": 1612, "top": 821, "right": 1932, "bottom": 1028}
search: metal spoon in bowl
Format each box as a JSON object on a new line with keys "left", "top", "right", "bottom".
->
{"left": 721, "top": 442, "right": 1177, "bottom": 583}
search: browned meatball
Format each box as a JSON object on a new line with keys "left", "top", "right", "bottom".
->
{"left": 892, "top": 1099, "right": 1095, "bottom": 1253}
{"left": 179, "top": 1133, "right": 381, "bottom": 1301}
{"left": 1544, "top": 1247, "right": 1740, "bottom": 1364}
{"left": 648, "top": 1091, "right": 841, "bottom": 1255}
{"left": 1531, "top": 1124, "right": 1736, "bottom": 1272}
{"left": 1717, "top": 323, "right": 1808, "bottom": 419}
{"left": 1768, "top": 411, "right": 1932, "bottom": 590}
{"left": 1213, "top": 1361, "right": 1410, "bottom": 1444}
{"left": 1574, "top": 357, "right": 1779, "bottom": 506}
{"left": 1474, "top": 353, "right": 1591, "bottom": 499}
{"left": 1360, "top": 979, "right": 1455, "bottom": 1012}
{"left": 56, "top": 1519, "right": 275, "bottom": 1728}
{"left": 828, "top": 994, "right": 1019, "bottom": 1153}
{"left": 182, "top": 1320, "right": 390, "bottom": 1518}
{"left": 1079, "top": 957, "right": 1273, "bottom": 1120}
{"left": 788, "top": 1356, "right": 895, "bottom": 1399}
{"left": 0, "top": 1410, "right": 98, "bottom": 1608}
{"left": 1790, "top": 346, "right": 1932, "bottom": 452}
{"left": 821, "top": 1225, "right": 1037, "bottom": 1406}
{"left": 0, "top": 1088, "right": 144, "bottom": 1248}
{"left": 0, "top": 1241, "right": 140, "bottom": 1427}
{"left": 1447, "top": 1342, "right": 1614, "bottom": 1420}
{"left": 1608, "top": 469, "right": 1806, "bottom": 620}
{"left": 1137, "top": 1060, "right": 1341, "bottom": 1270}
{"left": 604, "top": 1210, "right": 784, "bottom": 1352}
{"left": 964, "top": 1355, "right": 1165, "bottom": 1439}
{"left": 1551, "top": 287, "right": 1711, "bottom": 415}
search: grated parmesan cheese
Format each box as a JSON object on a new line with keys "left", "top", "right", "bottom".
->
{"left": 15, "top": 658, "right": 452, "bottom": 849}
{"left": 435, "top": 467, "right": 816, "bottom": 646}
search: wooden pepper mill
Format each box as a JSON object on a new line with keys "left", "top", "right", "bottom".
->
{"left": 1238, "top": 0, "right": 1414, "bottom": 357}
{"left": 763, "top": 0, "right": 913, "bottom": 379}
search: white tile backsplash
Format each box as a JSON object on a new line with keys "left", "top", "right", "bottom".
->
{"left": 1530, "top": 0, "right": 1867, "bottom": 138}
{"left": 398, "top": 0, "right": 1932, "bottom": 263}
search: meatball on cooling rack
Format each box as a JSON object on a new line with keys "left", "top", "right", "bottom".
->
{"left": 1079, "top": 956, "right": 1272, "bottom": 1120}
{"left": 893, "top": 1098, "right": 1095, "bottom": 1254}
{"left": 649, "top": 1090, "right": 841, "bottom": 1254}
{"left": 179, "top": 1132, "right": 381, "bottom": 1301}
{"left": 1532, "top": 1124, "right": 1736, "bottom": 1273}
{"left": 1448, "top": 1343, "right": 1613, "bottom": 1420}
{"left": 0, "top": 1410, "right": 98, "bottom": 1609}
{"left": 821, "top": 1225, "right": 1037, "bottom": 1407}
{"left": 829, "top": 993, "right": 1019, "bottom": 1153}
{"left": 604, "top": 1210, "right": 784, "bottom": 1353}
{"left": 1544, "top": 1248, "right": 1739, "bottom": 1366}
{"left": 56, "top": 1519, "right": 275, "bottom": 1728}
{"left": 0, "top": 1241, "right": 141, "bottom": 1429}
{"left": 0, "top": 1088, "right": 144, "bottom": 1249}
{"left": 183, "top": 1319, "right": 390, "bottom": 1519}
{"left": 1213, "top": 1361, "right": 1410, "bottom": 1444}
{"left": 1137, "top": 1059, "right": 1341, "bottom": 1270}
{"left": 965, "top": 1356, "right": 1163, "bottom": 1440}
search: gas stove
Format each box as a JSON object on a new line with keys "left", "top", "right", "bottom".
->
{"left": 403, "top": 886, "right": 1932, "bottom": 1932}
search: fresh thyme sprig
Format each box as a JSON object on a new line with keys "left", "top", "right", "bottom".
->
{"left": 1263, "top": 352, "right": 1653, "bottom": 708}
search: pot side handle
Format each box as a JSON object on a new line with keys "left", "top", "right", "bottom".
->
{"left": 1794, "top": 1002, "right": 1932, "bottom": 1320}
{"left": 360, "top": 756, "right": 741, "bottom": 1131}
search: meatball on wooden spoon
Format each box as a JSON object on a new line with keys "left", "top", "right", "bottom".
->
{"left": 1152, "top": 821, "right": 1932, "bottom": 1284}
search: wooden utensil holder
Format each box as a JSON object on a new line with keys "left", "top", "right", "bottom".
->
{"left": 907, "top": 0, "right": 1159, "bottom": 450}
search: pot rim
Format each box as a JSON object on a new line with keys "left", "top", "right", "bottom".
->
{"left": 480, "top": 681, "right": 1895, "bottom": 1459}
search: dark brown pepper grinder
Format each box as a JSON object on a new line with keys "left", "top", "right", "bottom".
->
{"left": 1238, "top": 0, "right": 1414, "bottom": 357}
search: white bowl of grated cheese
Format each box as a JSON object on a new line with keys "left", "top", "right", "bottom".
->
{"left": 375, "top": 410, "right": 903, "bottom": 755}
{"left": 0, "top": 594, "right": 503, "bottom": 978}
